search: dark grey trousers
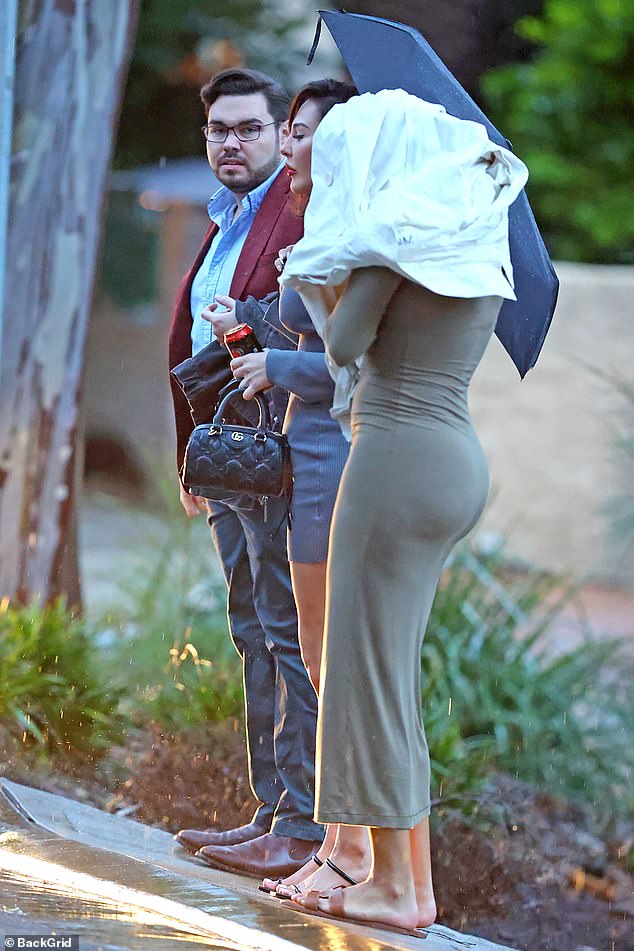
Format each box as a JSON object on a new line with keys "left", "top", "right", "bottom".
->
{"left": 208, "top": 495, "right": 323, "bottom": 841}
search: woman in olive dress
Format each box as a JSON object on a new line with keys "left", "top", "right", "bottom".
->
{"left": 280, "top": 88, "right": 528, "bottom": 934}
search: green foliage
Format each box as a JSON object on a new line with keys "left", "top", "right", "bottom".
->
{"left": 115, "top": 0, "right": 306, "bottom": 167}
{"left": 424, "top": 549, "right": 634, "bottom": 821}
{"left": 482, "top": 0, "right": 634, "bottom": 262}
{"left": 142, "top": 639, "right": 243, "bottom": 730}
{"left": 424, "top": 696, "right": 490, "bottom": 804}
{"left": 100, "top": 473, "right": 242, "bottom": 729}
{"left": 0, "top": 599, "right": 123, "bottom": 756}
{"left": 100, "top": 193, "right": 160, "bottom": 308}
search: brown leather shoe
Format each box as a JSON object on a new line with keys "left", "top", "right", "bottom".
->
{"left": 175, "top": 820, "right": 268, "bottom": 855}
{"left": 197, "top": 832, "right": 323, "bottom": 879}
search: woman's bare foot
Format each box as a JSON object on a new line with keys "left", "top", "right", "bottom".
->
{"left": 292, "top": 825, "right": 428, "bottom": 934}
{"left": 276, "top": 824, "right": 371, "bottom": 898}
{"left": 410, "top": 817, "right": 437, "bottom": 928}
{"left": 416, "top": 896, "right": 437, "bottom": 929}
{"left": 277, "top": 852, "right": 366, "bottom": 898}
{"left": 261, "top": 853, "right": 323, "bottom": 895}
{"left": 294, "top": 878, "right": 420, "bottom": 933}
{"left": 261, "top": 824, "right": 336, "bottom": 894}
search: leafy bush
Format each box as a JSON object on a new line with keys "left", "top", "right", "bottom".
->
{"left": 142, "top": 639, "right": 243, "bottom": 730}
{"left": 482, "top": 0, "right": 634, "bottom": 262}
{"left": 424, "top": 548, "right": 634, "bottom": 821}
{"left": 0, "top": 599, "right": 123, "bottom": 756}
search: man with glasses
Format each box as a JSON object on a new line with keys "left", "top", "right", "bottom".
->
{"left": 168, "top": 68, "right": 323, "bottom": 878}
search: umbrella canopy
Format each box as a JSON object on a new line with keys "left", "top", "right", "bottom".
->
{"left": 314, "top": 9, "right": 558, "bottom": 377}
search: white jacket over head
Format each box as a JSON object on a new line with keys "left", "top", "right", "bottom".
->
{"left": 279, "top": 89, "right": 529, "bottom": 432}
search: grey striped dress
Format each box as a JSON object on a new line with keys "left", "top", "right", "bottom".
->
{"left": 265, "top": 288, "right": 349, "bottom": 563}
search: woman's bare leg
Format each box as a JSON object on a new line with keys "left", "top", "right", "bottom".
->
{"left": 410, "top": 817, "right": 437, "bottom": 927}
{"left": 279, "top": 822, "right": 371, "bottom": 896}
{"left": 289, "top": 561, "right": 327, "bottom": 693}
{"left": 295, "top": 826, "right": 419, "bottom": 931}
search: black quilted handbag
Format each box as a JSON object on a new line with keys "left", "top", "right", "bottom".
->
{"left": 182, "top": 384, "right": 292, "bottom": 503}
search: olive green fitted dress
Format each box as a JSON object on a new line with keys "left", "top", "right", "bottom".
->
{"left": 314, "top": 269, "right": 502, "bottom": 828}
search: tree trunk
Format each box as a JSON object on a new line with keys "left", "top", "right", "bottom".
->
{"left": 0, "top": 0, "right": 140, "bottom": 606}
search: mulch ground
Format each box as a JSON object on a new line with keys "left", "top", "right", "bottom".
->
{"left": 3, "top": 722, "right": 632, "bottom": 951}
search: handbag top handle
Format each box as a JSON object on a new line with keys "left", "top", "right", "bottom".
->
{"left": 213, "top": 382, "right": 272, "bottom": 432}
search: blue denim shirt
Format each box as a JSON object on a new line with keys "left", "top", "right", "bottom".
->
{"left": 190, "top": 163, "right": 284, "bottom": 356}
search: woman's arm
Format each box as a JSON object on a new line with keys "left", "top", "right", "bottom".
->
{"left": 325, "top": 267, "right": 402, "bottom": 366}
{"left": 265, "top": 349, "right": 334, "bottom": 403}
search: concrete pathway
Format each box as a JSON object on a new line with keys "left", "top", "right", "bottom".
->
{"left": 0, "top": 780, "right": 516, "bottom": 951}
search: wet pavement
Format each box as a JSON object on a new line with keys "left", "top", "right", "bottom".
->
{"left": 0, "top": 781, "right": 516, "bottom": 951}
{"left": 0, "top": 870, "right": 239, "bottom": 951}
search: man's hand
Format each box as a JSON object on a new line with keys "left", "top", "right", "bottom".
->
{"left": 201, "top": 295, "right": 238, "bottom": 341}
{"left": 231, "top": 351, "right": 271, "bottom": 400}
{"left": 179, "top": 481, "right": 207, "bottom": 518}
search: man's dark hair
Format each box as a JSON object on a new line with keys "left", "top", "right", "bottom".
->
{"left": 288, "top": 78, "right": 358, "bottom": 128}
{"left": 200, "top": 68, "right": 290, "bottom": 125}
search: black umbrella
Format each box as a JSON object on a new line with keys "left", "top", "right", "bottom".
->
{"left": 310, "top": 10, "right": 558, "bottom": 378}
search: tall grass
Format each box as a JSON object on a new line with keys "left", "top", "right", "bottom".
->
{"left": 0, "top": 598, "right": 123, "bottom": 756}
{"left": 423, "top": 549, "right": 634, "bottom": 822}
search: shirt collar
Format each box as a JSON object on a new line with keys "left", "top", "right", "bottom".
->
{"left": 207, "top": 162, "right": 284, "bottom": 225}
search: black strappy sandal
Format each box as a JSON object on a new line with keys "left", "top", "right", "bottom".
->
{"left": 258, "top": 854, "right": 323, "bottom": 895}
{"left": 273, "top": 854, "right": 357, "bottom": 899}
{"left": 324, "top": 856, "right": 357, "bottom": 886}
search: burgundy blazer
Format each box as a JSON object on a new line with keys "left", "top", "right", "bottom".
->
{"left": 168, "top": 169, "right": 304, "bottom": 470}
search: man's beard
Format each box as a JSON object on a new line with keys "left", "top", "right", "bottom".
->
{"left": 215, "top": 154, "right": 280, "bottom": 193}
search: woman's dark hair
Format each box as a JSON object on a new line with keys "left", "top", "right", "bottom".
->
{"left": 287, "top": 79, "right": 358, "bottom": 213}
{"left": 200, "top": 68, "right": 290, "bottom": 125}
{"left": 288, "top": 78, "right": 358, "bottom": 129}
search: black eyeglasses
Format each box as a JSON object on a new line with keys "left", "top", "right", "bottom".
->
{"left": 201, "top": 121, "right": 276, "bottom": 143}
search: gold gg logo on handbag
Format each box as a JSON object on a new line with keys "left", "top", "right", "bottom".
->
{"left": 231, "top": 432, "right": 244, "bottom": 441}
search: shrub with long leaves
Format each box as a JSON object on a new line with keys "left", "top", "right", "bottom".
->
{"left": 0, "top": 599, "right": 123, "bottom": 756}
{"left": 143, "top": 639, "right": 243, "bottom": 730}
{"left": 423, "top": 549, "right": 634, "bottom": 821}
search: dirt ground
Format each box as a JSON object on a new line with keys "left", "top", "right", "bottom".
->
{"left": 4, "top": 723, "right": 632, "bottom": 951}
